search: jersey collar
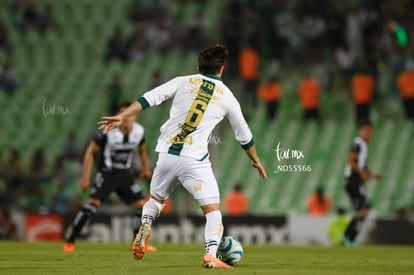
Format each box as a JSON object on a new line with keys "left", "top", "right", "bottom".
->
{"left": 201, "top": 73, "right": 222, "bottom": 81}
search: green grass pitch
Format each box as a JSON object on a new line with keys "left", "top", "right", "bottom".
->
{"left": 1, "top": 242, "right": 414, "bottom": 274}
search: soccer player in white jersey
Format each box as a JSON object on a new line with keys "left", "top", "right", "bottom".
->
{"left": 98, "top": 44, "right": 268, "bottom": 269}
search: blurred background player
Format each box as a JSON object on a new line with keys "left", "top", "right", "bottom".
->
{"left": 0, "top": 208, "right": 17, "bottom": 240}
{"left": 224, "top": 183, "right": 249, "bottom": 216}
{"left": 298, "top": 72, "right": 321, "bottom": 122}
{"left": 342, "top": 120, "right": 381, "bottom": 247}
{"left": 63, "top": 101, "right": 154, "bottom": 252}
{"left": 306, "top": 186, "right": 332, "bottom": 216}
{"left": 257, "top": 76, "right": 282, "bottom": 121}
{"left": 98, "top": 44, "right": 268, "bottom": 269}
{"left": 397, "top": 61, "right": 414, "bottom": 122}
{"left": 351, "top": 66, "right": 375, "bottom": 123}
{"left": 104, "top": 73, "right": 123, "bottom": 115}
{"left": 239, "top": 39, "right": 260, "bottom": 116}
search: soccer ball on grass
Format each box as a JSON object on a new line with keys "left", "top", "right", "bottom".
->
{"left": 217, "top": 236, "right": 243, "bottom": 266}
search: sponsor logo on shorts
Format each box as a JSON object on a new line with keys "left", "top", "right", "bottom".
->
{"left": 194, "top": 181, "right": 203, "bottom": 191}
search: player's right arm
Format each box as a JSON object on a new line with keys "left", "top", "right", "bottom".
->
{"left": 98, "top": 77, "right": 180, "bottom": 133}
{"left": 98, "top": 101, "right": 143, "bottom": 133}
{"left": 80, "top": 141, "right": 101, "bottom": 192}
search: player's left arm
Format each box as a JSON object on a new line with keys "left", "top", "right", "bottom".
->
{"left": 244, "top": 145, "right": 268, "bottom": 180}
{"left": 364, "top": 162, "right": 382, "bottom": 181}
{"left": 367, "top": 169, "right": 382, "bottom": 180}
{"left": 137, "top": 142, "right": 152, "bottom": 181}
{"left": 226, "top": 95, "right": 268, "bottom": 180}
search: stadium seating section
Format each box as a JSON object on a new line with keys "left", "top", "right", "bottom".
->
{"left": 0, "top": 0, "right": 412, "bottom": 215}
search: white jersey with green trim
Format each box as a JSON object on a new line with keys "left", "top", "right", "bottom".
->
{"left": 138, "top": 73, "right": 253, "bottom": 160}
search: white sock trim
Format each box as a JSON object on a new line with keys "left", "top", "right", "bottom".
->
{"left": 204, "top": 210, "right": 223, "bottom": 257}
{"left": 141, "top": 198, "right": 165, "bottom": 225}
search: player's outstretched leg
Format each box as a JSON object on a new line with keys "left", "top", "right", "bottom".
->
{"left": 132, "top": 211, "right": 157, "bottom": 253}
{"left": 131, "top": 223, "right": 152, "bottom": 260}
{"left": 201, "top": 210, "right": 232, "bottom": 269}
{"left": 131, "top": 197, "right": 164, "bottom": 259}
{"left": 63, "top": 203, "right": 97, "bottom": 252}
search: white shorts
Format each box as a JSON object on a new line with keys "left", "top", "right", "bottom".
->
{"left": 150, "top": 153, "right": 220, "bottom": 206}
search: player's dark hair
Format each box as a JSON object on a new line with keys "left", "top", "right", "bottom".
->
{"left": 358, "top": 119, "right": 372, "bottom": 129}
{"left": 198, "top": 44, "right": 228, "bottom": 75}
{"left": 117, "top": 101, "right": 132, "bottom": 113}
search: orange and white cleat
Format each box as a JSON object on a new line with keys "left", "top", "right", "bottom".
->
{"left": 144, "top": 231, "right": 157, "bottom": 252}
{"left": 131, "top": 223, "right": 152, "bottom": 260}
{"left": 202, "top": 254, "right": 233, "bottom": 269}
{"left": 145, "top": 244, "right": 157, "bottom": 252}
{"left": 62, "top": 242, "right": 75, "bottom": 252}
